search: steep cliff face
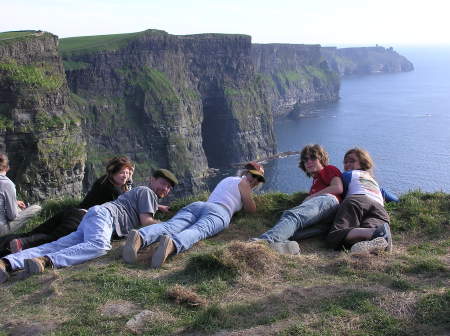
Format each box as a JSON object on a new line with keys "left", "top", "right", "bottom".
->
{"left": 61, "top": 30, "right": 275, "bottom": 193}
{"left": 0, "top": 31, "right": 85, "bottom": 202}
{"left": 322, "top": 46, "right": 414, "bottom": 76}
{"left": 251, "top": 44, "right": 340, "bottom": 118}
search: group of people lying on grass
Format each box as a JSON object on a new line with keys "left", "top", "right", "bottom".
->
{"left": 0, "top": 144, "right": 398, "bottom": 283}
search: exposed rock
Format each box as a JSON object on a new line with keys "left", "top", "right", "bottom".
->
{"left": 322, "top": 45, "right": 414, "bottom": 76}
{"left": 0, "top": 30, "right": 85, "bottom": 202}
{"left": 125, "top": 309, "right": 176, "bottom": 334}
{"left": 61, "top": 30, "right": 276, "bottom": 194}
{"left": 252, "top": 43, "right": 340, "bottom": 117}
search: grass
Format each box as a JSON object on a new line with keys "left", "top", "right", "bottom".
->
{"left": 0, "top": 190, "right": 449, "bottom": 335}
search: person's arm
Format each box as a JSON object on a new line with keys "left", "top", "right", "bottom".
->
{"left": 381, "top": 188, "right": 399, "bottom": 203}
{"left": 139, "top": 213, "right": 160, "bottom": 226}
{"left": 157, "top": 204, "right": 170, "bottom": 213}
{"left": 304, "top": 176, "right": 343, "bottom": 201}
{"left": 4, "top": 184, "right": 19, "bottom": 220}
{"left": 238, "top": 177, "right": 257, "bottom": 213}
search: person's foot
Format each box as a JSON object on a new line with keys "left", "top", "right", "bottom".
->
{"left": 372, "top": 222, "right": 393, "bottom": 252}
{"left": 24, "top": 257, "right": 48, "bottom": 275}
{"left": 350, "top": 237, "right": 388, "bottom": 254}
{"left": 151, "top": 235, "right": 175, "bottom": 268}
{"left": 269, "top": 241, "right": 301, "bottom": 255}
{"left": 0, "top": 259, "right": 10, "bottom": 283}
{"left": 122, "top": 230, "right": 143, "bottom": 264}
{"left": 9, "top": 238, "right": 23, "bottom": 253}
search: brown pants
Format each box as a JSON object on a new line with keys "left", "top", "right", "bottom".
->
{"left": 327, "top": 194, "right": 389, "bottom": 249}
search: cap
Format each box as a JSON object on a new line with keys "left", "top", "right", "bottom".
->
{"left": 244, "top": 161, "right": 265, "bottom": 183}
{"left": 153, "top": 168, "right": 178, "bottom": 187}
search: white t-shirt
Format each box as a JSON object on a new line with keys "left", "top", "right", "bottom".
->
{"left": 344, "top": 170, "right": 384, "bottom": 205}
{"left": 207, "top": 176, "right": 243, "bottom": 217}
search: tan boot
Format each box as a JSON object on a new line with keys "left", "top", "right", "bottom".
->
{"left": 0, "top": 259, "right": 10, "bottom": 283}
{"left": 122, "top": 230, "right": 143, "bottom": 264}
{"left": 24, "top": 256, "right": 48, "bottom": 275}
{"left": 151, "top": 235, "right": 175, "bottom": 268}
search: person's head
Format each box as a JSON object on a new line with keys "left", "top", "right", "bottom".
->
{"left": 299, "top": 144, "right": 329, "bottom": 177}
{"left": 343, "top": 148, "right": 374, "bottom": 173}
{"left": 149, "top": 169, "right": 178, "bottom": 198}
{"left": 0, "top": 153, "right": 9, "bottom": 173}
{"left": 106, "top": 156, "right": 134, "bottom": 189}
{"left": 242, "top": 161, "right": 265, "bottom": 188}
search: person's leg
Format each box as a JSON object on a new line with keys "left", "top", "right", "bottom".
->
{"left": 45, "top": 206, "right": 113, "bottom": 268}
{"left": 138, "top": 202, "right": 203, "bottom": 247}
{"left": 6, "top": 204, "right": 42, "bottom": 233}
{"left": 327, "top": 195, "right": 367, "bottom": 249}
{"left": 170, "top": 203, "right": 230, "bottom": 253}
{"left": 259, "top": 195, "right": 339, "bottom": 243}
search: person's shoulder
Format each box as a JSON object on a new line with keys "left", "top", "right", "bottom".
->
{"left": 322, "top": 165, "right": 342, "bottom": 176}
{"left": 0, "top": 175, "right": 15, "bottom": 189}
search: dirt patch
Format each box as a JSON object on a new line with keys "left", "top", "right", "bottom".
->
{"left": 99, "top": 300, "right": 140, "bottom": 317}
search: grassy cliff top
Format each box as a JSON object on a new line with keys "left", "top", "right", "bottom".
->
{"left": 59, "top": 29, "right": 167, "bottom": 56}
{"left": 0, "top": 190, "right": 448, "bottom": 335}
{"left": 0, "top": 30, "right": 53, "bottom": 46}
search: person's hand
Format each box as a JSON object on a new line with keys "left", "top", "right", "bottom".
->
{"left": 158, "top": 204, "right": 170, "bottom": 213}
{"left": 17, "top": 200, "right": 26, "bottom": 209}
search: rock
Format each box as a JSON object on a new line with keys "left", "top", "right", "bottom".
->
{"left": 125, "top": 309, "right": 176, "bottom": 334}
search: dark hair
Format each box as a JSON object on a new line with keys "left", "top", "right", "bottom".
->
{"left": 298, "top": 144, "right": 329, "bottom": 177}
{"left": 0, "top": 153, "right": 9, "bottom": 171}
{"left": 104, "top": 156, "right": 134, "bottom": 191}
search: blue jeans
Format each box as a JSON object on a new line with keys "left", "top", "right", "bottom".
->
{"left": 259, "top": 194, "right": 339, "bottom": 243}
{"left": 5, "top": 206, "right": 113, "bottom": 270}
{"left": 138, "top": 201, "right": 231, "bottom": 253}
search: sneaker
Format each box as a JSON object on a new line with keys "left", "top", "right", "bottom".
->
{"left": 372, "top": 222, "right": 393, "bottom": 252}
{"left": 122, "top": 230, "right": 143, "bottom": 264}
{"left": 0, "top": 259, "right": 10, "bottom": 283}
{"left": 9, "top": 238, "right": 23, "bottom": 253}
{"left": 151, "top": 235, "right": 175, "bottom": 268}
{"left": 24, "top": 257, "right": 47, "bottom": 275}
{"left": 269, "top": 241, "right": 301, "bottom": 255}
{"left": 350, "top": 237, "right": 388, "bottom": 254}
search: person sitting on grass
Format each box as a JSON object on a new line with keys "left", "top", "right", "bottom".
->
{"left": 0, "top": 169, "right": 177, "bottom": 283}
{"left": 0, "top": 153, "right": 41, "bottom": 236}
{"left": 122, "top": 162, "right": 265, "bottom": 268}
{"left": 326, "top": 148, "right": 398, "bottom": 253}
{"left": 251, "top": 144, "right": 343, "bottom": 255}
{"left": 0, "top": 156, "right": 135, "bottom": 257}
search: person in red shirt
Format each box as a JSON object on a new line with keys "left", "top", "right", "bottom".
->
{"left": 253, "top": 144, "right": 343, "bottom": 254}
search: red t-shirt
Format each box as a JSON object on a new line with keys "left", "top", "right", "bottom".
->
{"left": 309, "top": 165, "right": 343, "bottom": 202}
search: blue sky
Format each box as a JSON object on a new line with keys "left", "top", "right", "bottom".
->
{"left": 2, "top": 0, "right": 449, "bottom": 46}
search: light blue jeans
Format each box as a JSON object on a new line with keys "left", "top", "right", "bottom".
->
{"left": 138, "top": 201, "right": 231, "bottom": 253}
{"left": 5, "top": 206, "right": 113, "bottom": 270}
{"left": 259, "top": 194, "right": 339, "bottom": 243}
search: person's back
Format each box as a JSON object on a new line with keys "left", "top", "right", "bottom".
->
{"left": 0, "top": 174, "right": 18, "bottom": 229}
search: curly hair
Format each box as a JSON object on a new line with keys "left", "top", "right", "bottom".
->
{"left": 104, "top": 156, "right": 134, "bottom": 191}
{"left": 298, "top": 144, "right": 329, "bottom": 177}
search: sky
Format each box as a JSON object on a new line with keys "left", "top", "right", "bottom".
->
{"left": 2, "top": 0, "right": 450, "bottom": 46}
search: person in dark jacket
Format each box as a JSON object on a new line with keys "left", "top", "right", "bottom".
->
{"left": 0, "top": 156, "right": 134, "bottom": 257}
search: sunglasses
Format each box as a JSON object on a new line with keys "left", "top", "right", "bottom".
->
{"left": 301, "top": 154, "right": 318, "bottom": 163}
{"left": 251, "top": 173, "right": 265, "bottom": 182}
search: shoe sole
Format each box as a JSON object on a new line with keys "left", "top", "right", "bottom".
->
{"left": 122, "top": 230, "right": 142, "bottom": 264}
{"left": 350, "top": 237, "right": 388, "bottom": 254}
{"left": 151, "top": 235, "right": 173, "bottom": 268}
{"left": 24, "top": 258, "right": 45, "bottom": 275}
{"left": 383, "top": 222, "right": 393, "bottom": 252}
{"left": 269, "top": 241, "right": 300, "bottom": 255}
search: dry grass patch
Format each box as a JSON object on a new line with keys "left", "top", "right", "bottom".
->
{"left": 167, "top": 284, "right": 206, "bottom": 307}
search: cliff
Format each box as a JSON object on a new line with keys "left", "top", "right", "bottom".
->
{"left": 252, "top": 44, "right": 340, "bottom": 118}
{"left": 0, "top": 31, "right": 85, "bottom": 202}
{"left": 322, "top": 46, "right": 414, "bottom": 76}
{"left": 60, "top": 30, "right": 275, "bottom": 194}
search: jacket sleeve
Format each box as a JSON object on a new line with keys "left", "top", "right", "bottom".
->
{"left": 79, "top": 175, "right": 122, "bottom": 209}
{"left": 381, "top": 187, "right": 399, "bottom": 203}
{"left": 4, "top": 183, "right": 19, "bottom": 220}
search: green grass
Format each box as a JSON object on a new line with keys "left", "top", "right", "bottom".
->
{"left": 0, "top": 190, "right": 449, "bottom": 335}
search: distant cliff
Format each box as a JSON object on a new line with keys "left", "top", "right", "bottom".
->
{"left": 61, "top": 30, "right": 275, "bottom": 194}
{"left": 322, "top": 46, "right": 414, "bottom": 76}
{"left": 252, "top": 44, "right": 340, "bottom": 118}
{"left": 0, "top": 31, "right": 85, "bottom": 202}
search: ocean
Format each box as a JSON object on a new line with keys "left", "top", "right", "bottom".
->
{"left": 258, "top": 46, "right": 450, "bottom": 195}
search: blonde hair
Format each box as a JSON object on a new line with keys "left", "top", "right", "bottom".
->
{"left": 344, "top": 148, "right": 374, "bottom": 174}
{"left": 299, "top": 144, "right": 329, "bottom": 177}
